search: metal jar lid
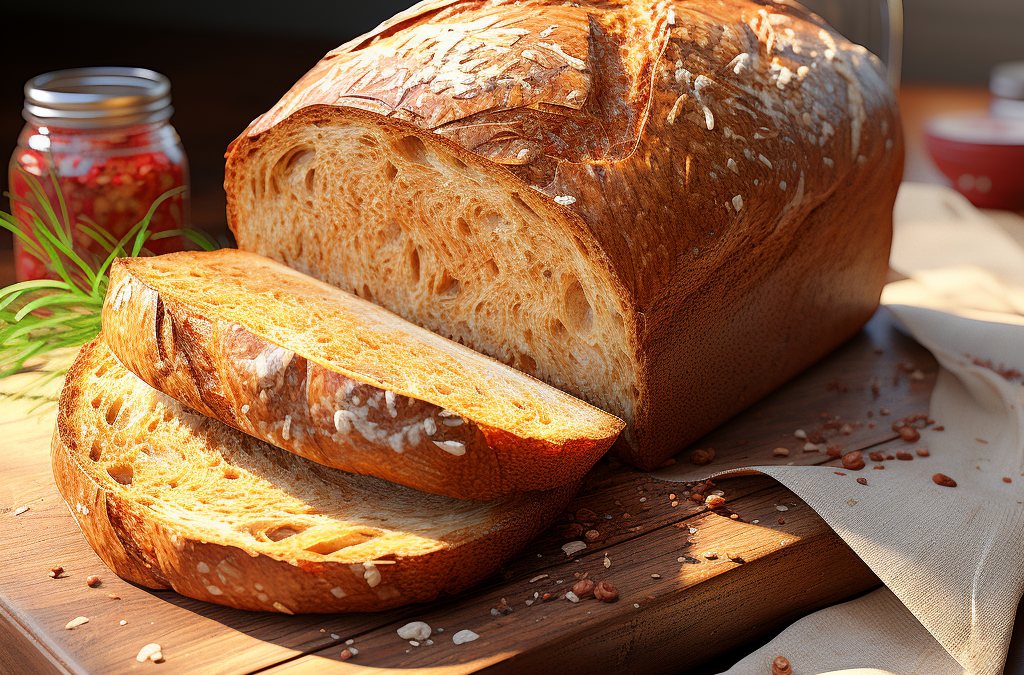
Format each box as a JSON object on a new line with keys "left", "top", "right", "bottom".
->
{"left": 23, "top": 67, "right": 173, "bottom": 129}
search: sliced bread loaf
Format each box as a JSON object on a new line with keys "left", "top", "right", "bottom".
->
{"left": 53, "top": 337, "right": 574, "bottom": 613}
{"left": 224, "top": 0, "right": 901, "bottom": 470}
{"left": 101, "top": 249, "right": 623, "bottom": 500}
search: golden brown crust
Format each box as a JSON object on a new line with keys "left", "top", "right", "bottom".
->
{"left": 53, "top": 338, "right": 575, "bottom": 613}
{"left": 101, "top": 251, "right": 621, "bottom": 499}
{"left": 225, "top": 0, "right": 903, "bottom": 469}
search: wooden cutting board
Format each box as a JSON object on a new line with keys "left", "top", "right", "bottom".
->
{"left": 0, "top": 309, "right": 938, "bottom": 675}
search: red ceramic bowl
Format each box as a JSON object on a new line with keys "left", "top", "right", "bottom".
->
{"left": 925, "top": 113, "right": 1024, "bottom": 210}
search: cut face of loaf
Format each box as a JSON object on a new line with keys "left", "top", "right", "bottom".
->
{"left": 226, "top": 0, "right": 903, "bottom": 468}
{"left": 53, "top": 337, "right": 574, "bottom": 613}
{"left": 101, "top": 250, "right": 623, "bottom": 500}
{"left": 228, "top": 111, "right": 640, "bottom": 440}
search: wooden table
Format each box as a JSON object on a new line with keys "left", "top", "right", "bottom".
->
{"left": 1, "top": 86, "right": 1022, "bottom": 674}
{"left": 0, "top": 309, "right": 944, "bottom": 674}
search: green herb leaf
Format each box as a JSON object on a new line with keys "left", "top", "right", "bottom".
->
{"left": 0, "top": 167, "right": 218, "bottom": 387}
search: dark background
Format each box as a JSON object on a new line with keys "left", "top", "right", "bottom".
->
{"left": 3, "top": 0, "right": 1024, "bottom": 242}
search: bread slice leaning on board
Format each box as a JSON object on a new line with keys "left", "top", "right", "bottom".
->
{"left": 225, "top": 0, "right": 903, "bottom": 470}
{"left": 53, "top": 337, "right": 575, "bottom": 613}
{"left": 101, "top": 249, "right": 624, "bottom": 501}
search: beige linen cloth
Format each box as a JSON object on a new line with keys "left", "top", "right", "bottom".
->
{"left": 656, "top": 183, "right": 1024, "bottom": 675}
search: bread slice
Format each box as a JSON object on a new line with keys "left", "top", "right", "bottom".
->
{"left": 100, "top": 250, "right": 623, "bottom": 501}
{"left": 224, "top": 0, "right": 901, "bottom": 470}
{"left": 53, "top": 337, "right": 575, "bottom": 613}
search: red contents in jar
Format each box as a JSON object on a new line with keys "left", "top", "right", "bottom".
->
{"left": 10, "top": 123, "right": 187, "bottom": 281}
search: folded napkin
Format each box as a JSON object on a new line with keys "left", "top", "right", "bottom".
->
{"left": 658, "top": 183, "right": 1024, "bottom": 675}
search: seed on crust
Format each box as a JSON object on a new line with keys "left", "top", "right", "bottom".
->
{"left": 933, "top": 473, "right": 957, "bottom": 488}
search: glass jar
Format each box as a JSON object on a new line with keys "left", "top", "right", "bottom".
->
{"left": 9, "top": 67, "right": 189, "bottom": 281}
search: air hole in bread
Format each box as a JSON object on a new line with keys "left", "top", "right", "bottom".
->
{"left": 456, "top": 217, "right": 471, "bottom": 236}
{"left": 91, "top": 396, "right": 102, "bottom": 409}
{"left": 89, "top": 440, "right": 102, "bottom": 462}
{"left": 361, "top": 283, "right": 373, "bottom": 301}
{"left": 384, "top": 161, "right": 398, "bottom": 182}
{"left": 551, "top": 319, "right": 568, "bottom": 340}
{"left": 392, "top": 135, "right": 430, "bottom": 167}
{"left": 223, "top": 469, "right": 240, "bottom": 480}
{"left": 357, "top": 135, "right": 378, "bottom": 149}
{"left": 433, "top": 383, "right": 452, "bottom": 396}
{"left": 94, "top": 364, "right": 107, "bottom": 378}
{"left": 107, "top": 464, "right": 133, "bottom": 486}
{"left": 303, "top": 531, "right": 374, "bottom": 556}
{"left": 382, "top": 220, "right": 402, "bottom": 245}
{"left": 436, "top": 271, "right": 461, "bottom": 299}
{"left": 408, "top": 247, "right": 420, "bottom": 283}
{"left": 304, "top": 169, "right": 316, "bottom": 192}
{"left": 482, "top": 260, "right": 499, "bottom": 280}
{"left": 356, "top": 334, "right": 379, "bottom": 351}
{"left": 564, "top": 279, "right": 594, "bottom": 333}
{"left": 147, "top": 419, "right": 159, "bottom": 432}
{"left": 265, "top": 525, "right": 305, "bottom": 542}
{"left": 510, "top": 192, "right": 540, "bottom": 221}
{"left": 478, "top": 212, "right": 506, "bottom": 234}
{"left": 447, "top": 155, "right": 468, "bottom": 172}
{"left": 106, "top": 397, "right": 124, "bottom": 426}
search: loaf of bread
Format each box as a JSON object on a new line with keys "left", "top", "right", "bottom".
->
{"left": 101, "top": 250, "right": 622, "bottom": 500}
{"left": 225, "top": 0, "right": 903, "bottom": 469}
{"left": 53, "top": 337, "right": 573, "bottom": 613}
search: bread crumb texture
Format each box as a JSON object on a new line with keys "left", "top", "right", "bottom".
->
{"left": 102, "top": 251, "right": 623, "bottom": 499}
{"left": 53, "top": 338, "right": 573, "bottom": 612}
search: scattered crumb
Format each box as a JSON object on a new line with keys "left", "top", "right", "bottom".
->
{"left": 65, "top": 617, "right": 89, "bottom": 630}
{"left": 136, "top": 644, "right": 163, "bottom": 663}
{"left": 561, "top": 541, "right": 587, "bottom": 556}
{"left": 453, "top": 630, "right": 479, "bottom": 645}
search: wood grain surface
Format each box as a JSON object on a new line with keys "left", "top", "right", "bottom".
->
{"left": 0, "top": 309, "right": 937, "bottom": 674}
